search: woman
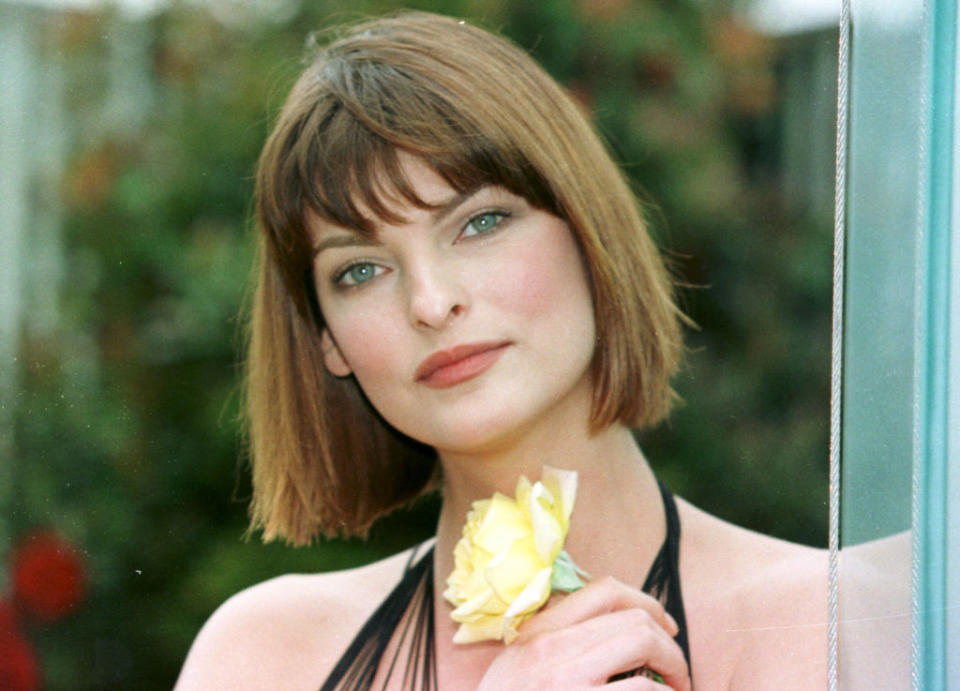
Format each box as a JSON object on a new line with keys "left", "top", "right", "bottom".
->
{"left": 177, "top": 12, "right": 826, "bottom": 689}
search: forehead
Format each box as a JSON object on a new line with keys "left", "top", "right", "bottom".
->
{"left": 387, "top": 153, "right": 459, "bottom": 207}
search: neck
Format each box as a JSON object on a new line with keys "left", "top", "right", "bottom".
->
{"left": 433, "top": 420, "right": 667, "bottom": 597}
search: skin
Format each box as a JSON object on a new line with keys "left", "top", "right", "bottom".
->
{"left": 313, "top": 161, "right": 597, "bottom": 461}
{"left": 176, "top": 155, "right": 827, "bottom": 689}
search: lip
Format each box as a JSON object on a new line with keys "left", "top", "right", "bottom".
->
{"left": 415, "top": 341, "right": 511, "bottom": 389}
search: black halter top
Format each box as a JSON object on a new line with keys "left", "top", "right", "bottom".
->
{"left": 321, "top": 482, "right": 690, "bottom": 690}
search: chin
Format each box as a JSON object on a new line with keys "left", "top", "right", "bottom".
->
{"left": 429, "top": 416, "right": 522, "bottom": 457}
{"left": 424, "top": 393, "right": 583, "bottom": 458}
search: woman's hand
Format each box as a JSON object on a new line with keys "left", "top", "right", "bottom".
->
{"left": 477, "top": 576, "right": 691, "bottom": 690}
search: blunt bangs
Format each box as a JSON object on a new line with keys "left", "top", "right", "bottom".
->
{"left": 297, "top": 94, "right": 556, "bottom": 236}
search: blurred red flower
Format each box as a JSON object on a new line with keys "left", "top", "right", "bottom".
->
{"left": 0, "top": 597, "right": 17, "bottom": 635}
{"left": 11, "top": 531, "right": 86, "bottom": 621}
{"left": 0, "top": 621, "right": 39, "bottom": 691}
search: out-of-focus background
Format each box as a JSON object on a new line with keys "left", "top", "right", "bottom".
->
{"left": 0, "top": 0, "right": 838, "bottom": 687}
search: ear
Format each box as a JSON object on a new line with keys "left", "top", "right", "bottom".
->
{"left": 320, "top": 327, "right": 352, "bottom": 377}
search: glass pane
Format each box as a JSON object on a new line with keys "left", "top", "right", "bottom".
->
{"left": 841, "top": 1, "right": 923, "bottom": 547}
{"left": 949, "top": 96, "right": 960, "bottom": 680}
{"left": 841, "top": 0, "right": 960, "bottom": 686}
{"left": 839, "top": 0, "right": 923, "bottom": 687}
{"left": 914, "top": 0, "right": 956, "bottom": 685}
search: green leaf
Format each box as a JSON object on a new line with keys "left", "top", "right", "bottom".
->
{"left": 641, "top": 668, "right": 666, "bottom": 683}
{"left": 550, "top": 550, "right": 589, "bottom": 592}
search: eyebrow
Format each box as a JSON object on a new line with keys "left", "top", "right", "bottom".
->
{"left": 310, "top": 186, "right": 485, "bottom": 257}
{"left": 312, "top": 233, "right": 381, "bottom": 256}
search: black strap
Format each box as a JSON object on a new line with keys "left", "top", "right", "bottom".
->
{"left": 643, "top": 480, "right": 691, "bottom": 667}
{"left": 320, "top": 547, "right": 436, "bottom": 691}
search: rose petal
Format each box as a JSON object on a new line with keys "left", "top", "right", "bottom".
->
{"left": 527, "top": 483, "right": 565, "bottom": 563}
{"left": 453, "top": 616, "right": 506, "bottom": 644}
{"left": 542, "top": 466, "right": 578, "bottom": 524}
{"left": 450, "top": 588, "right": 496, "bottom": 620}
{"left": 484, "top": 537, "right": 543, "bottom": 603}
{"left": 514, "top": 475, "right": 533, "bottom": 507}
{"left": 502, "top": 623, "right": 522, "bottom": 645}
{"left": 504, "top": 566, "right": 552, "bottom": 618}
{"left": 474, "top": 495, "right": 528, "bottom": 554}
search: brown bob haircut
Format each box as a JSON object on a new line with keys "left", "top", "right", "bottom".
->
{"left": 248, "top": 11, "right": 685, "bottom": 544}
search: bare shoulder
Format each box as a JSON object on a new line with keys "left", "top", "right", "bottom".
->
{"left": 175, "top": 544, "right": 425, "bottom": 690}
{"left": 677, "top": 499, "right": 827, "bottom": 689}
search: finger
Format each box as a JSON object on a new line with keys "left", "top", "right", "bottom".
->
{"left": 520, "top": 576, "right": 678, "bottom": 637}
{"left": 517, "top": 576, "right": 679, "bottom": 640}
{"left": 566, "top": 610, "right": 689, "bottom": 687}
{"left": 517, "top": 608, "right": 689, "bottom": 690}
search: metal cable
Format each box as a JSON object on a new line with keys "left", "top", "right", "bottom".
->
{"left": 910, "top": 0, "right": 934, "bottom": 685}
{"left": 829, "top": 1, "right": 852, "bottom": 688}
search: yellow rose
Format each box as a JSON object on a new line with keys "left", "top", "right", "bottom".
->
{"left": 443, "top": 466, "right": 579, "bottom": 644}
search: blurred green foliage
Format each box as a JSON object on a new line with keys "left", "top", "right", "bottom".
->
{"left": 7, "top": 0, "right": 830, "bottom": 687}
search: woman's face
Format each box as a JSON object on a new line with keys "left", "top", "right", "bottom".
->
{"left": 309, "top": 154, "right": 597, "bottom": 455}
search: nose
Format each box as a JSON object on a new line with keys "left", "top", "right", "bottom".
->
{"left": 406, "top": 259, "right": 469, "bottom": 330}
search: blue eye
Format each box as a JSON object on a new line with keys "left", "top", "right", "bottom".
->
{"left": 462, "top": 211, "right": 507, "bottom": 237}
{"left": 336, "top": 262, "right": 381, "bottom": 286}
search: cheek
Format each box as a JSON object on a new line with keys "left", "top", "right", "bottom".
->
{"left": 324, "top": 305, "right": 404, "bottom": 381}
{"left": 489, "top": 227, "right": 593, "bottom": 322}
